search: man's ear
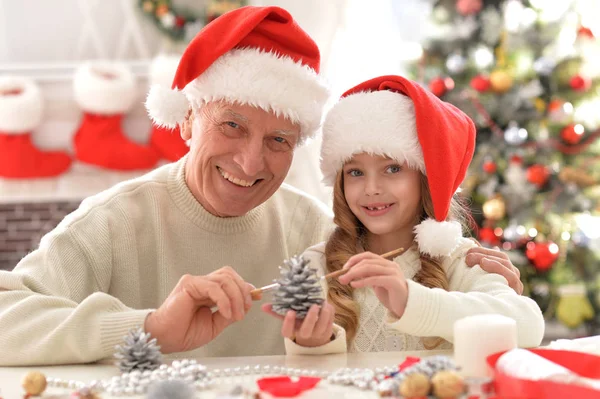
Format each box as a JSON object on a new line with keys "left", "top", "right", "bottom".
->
{"left": 180, "top": 108, "right": 193, "bottom": 140}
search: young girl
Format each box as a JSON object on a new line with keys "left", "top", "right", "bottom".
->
{"left": 264, "top": 75, "right": 545, "bottom": 354}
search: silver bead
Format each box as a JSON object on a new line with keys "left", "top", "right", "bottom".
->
{"left": 124, "top": 386, "right": 135, "bottom": 395}
{"left": 262, "top": 365, "right": 271, "bottom": 374}
{"left": 301, "top": 369, "right": 310, "bottom": 376}
{"left": 213, "top": 368, "right": 221, "bottom": 376}
{"left": 309, "top": 370, "right": 318, "bottom": 377}
{"left": 224, "top": 367, "right": 232, "bottom": 376}
{"left": 253, "top": 365, "right": 261, "bottom": 374}
{"left": 189, "top": 359, "right": 197, "bottom": 365}
{"left": 172, "top": 360, "right": 181, "bottom": 369}
{"left": 273, "top": 366, "right": 281, "bottom": 374}
{"left": 243, "top": 365, "right": 251, "bottom": 375}
{"left": 180, "top": 359, "right": 190, "bottom": 368}
{"left": 159, "top": 364, "right": 168, "bottom": 371}
{"left": 130, "top": 370, "right": 141, "bottom": 378}
{"left": 142, "top": 370, "right": 152, "bottom": 377}
{"left": 233, "top": 366, "right": 241, "bottom": 375}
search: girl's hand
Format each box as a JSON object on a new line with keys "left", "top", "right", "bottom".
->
{"left": 261, "top": 302, "right": 335, "bottom": 347}
{"left": 338, "top": 251, "right": 409, "bottom": 318}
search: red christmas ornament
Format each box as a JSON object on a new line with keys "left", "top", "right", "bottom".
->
{"left": 509, "top": 154, "right": 523, "bottom": 165}
{"left": 478, "top": 226, "right": 501, "bottom": 246}
{"left": 456, "top": 0, "right": 483, "bottom": 16}
{"left": 561, "top": 124, "right": 585, "bottom": 145}
{"left": 429, "top": 77, "right": 453, "bottom": 97}
{"left": 578, "top": 26, "right": 595, "bottom": 39}
{"left": 470, "top": 75, "right": 491, "bottom": 92}
{"left": 526, "top": 164, "right": 550, "bottom": 187}
{"left": 569, "top": 74, "right": 592, "bottom": 92}
{"left": 526, "top": 241, "right": 559, "bottom": 271}
{"left": 483, "top": 160, "right": 497, "bottom": 174}
{"left": 175, "top": 16, "right": 186, "bottom": 27}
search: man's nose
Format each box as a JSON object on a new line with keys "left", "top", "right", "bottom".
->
{"left": 233, "top": 138, "right": 265, "bottom": 177}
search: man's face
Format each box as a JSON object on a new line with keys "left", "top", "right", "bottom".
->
{"left": 182, "top": 101, "right": 300, "bottom": 217}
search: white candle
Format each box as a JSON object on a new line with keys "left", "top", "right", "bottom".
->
{"left": 454, "top": 314, "right": 518, "bottom": 377}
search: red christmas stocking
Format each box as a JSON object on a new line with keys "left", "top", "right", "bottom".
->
{"left": 148, "top": 54, "right": 189, "bottom": 162}
{"left": 0, "top": 77, "right": 72, "bottom": 178}
{"left": 73, "top": 62, "right": 159, "bottom": 171}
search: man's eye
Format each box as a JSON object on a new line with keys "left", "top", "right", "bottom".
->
{"left": 274, "top": 137, "right": 287, "bottom": 144}
{"left": 226, "top": 121, "right": 239, "bottom": 129}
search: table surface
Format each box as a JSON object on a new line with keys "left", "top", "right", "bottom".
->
{"left": 0, "top": 350, "right": 451, "bottom": 398}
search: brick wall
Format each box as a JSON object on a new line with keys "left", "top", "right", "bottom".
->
{"left": 0, "top": 201, "right": 80, "bottom": 270}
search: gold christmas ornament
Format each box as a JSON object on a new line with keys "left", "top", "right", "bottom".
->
{"left": 400, "top": 372, "right": 431, "bottom": 398}
{"left": 431, "top": 370, "right": 465, "bottom": 399}
{"left": 21, "top": 370, "right": 47, "bottom": 396}
{"left": 483, "top": 195, "right": 506, "bottom": 221}
{"left": 558, "top": 167, "right": 597, "bottom": 187}
{"left": 489, "top": 69, "right": 513, "bottom": 93}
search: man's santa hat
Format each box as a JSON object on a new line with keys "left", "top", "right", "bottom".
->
{"left": 321, "top": 75, "right": 476, "bottom": 257}
{"left": 145, "top": 6, "right": 330, "bottom": 143}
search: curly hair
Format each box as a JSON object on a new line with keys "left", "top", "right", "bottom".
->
{"left": 324, "top": 170, "right": 471, "bottom": 347}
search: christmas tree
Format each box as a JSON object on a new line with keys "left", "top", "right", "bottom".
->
{"left": 408, "top": 0, "right": 600, "bottom": 335}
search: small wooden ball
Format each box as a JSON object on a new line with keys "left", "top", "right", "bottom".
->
{"left": 431, "top": 370, "right": 465, "bottom": 399}
{"left": 400, "top": 372, "right": 431, "bottom": 398}
{"left": 21, "top": 371, "right": 47, "bottom": 396}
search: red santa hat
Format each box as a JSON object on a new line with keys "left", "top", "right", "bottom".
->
{"left": 321, "top": 75, "right": 476, "bottom": 257}
{"left": 145, "top": 6, "right": 330, "bottom": 143}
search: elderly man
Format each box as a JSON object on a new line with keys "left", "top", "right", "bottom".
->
{"left": 0, "top": 6, "right": 521, "bottom": 366}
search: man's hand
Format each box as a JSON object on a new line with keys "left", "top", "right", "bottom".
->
{"left": 262, "top": 303, "right": 335, "bottom": 348}
{"left": 465, "top": 247, "right": 523, "bottom": 295}
{"left": 144, "top": 266, "right": 253, "bottom": 353}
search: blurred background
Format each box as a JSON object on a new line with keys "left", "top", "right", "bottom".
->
{"left": 0, "top": 0, "right": 599, "bottom": 342}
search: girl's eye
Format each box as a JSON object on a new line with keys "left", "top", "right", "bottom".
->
{"left": 347, "top": 169, "right": 363, "bottom": 177}
{"left": 386, "top": 164, "right": 401, "bottom": 174}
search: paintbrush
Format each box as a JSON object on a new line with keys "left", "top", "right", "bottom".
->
{"left": 250, "top": 247, "right": 405, "bottom": 300}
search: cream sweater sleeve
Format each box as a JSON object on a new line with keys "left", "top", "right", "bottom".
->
{"left": 387, "top": 239, "right": 545, "bottom": 348}
{"left": 284, "top": 243, "right": 348, "bottom": 355}
{"left": 0, "top": 210, "right": 151, "bottom": 366}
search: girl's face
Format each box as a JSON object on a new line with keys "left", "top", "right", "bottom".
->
{"left": 343, "top": 153, "right": 422, "bottom": 238}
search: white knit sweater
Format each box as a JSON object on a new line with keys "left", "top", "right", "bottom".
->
{"left": 0, "top": 157, "right": 334, "bottom": 366}
{"left": 285, "top": 239, "right": 545, "bottom": 355}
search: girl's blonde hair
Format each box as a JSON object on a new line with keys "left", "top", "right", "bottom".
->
{"left": 324, "top": 169, "right": 471, "bottom": 346}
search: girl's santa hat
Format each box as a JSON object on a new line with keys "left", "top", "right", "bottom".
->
{"left": 145, "top": 6, "right": 330, "bottom": 144}
{"left": 321, "top": 75, "right": 476, "bottom": 257}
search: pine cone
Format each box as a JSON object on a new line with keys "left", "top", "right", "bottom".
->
{"left": 114, "top": 327, "right": 162, "bottom": 373}
{"left": 271, "top": 255, "right": 324, "bottom": 319}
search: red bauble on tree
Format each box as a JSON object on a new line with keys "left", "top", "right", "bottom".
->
{"left": 561, "top": 124, "right": 585, "bottom": 145}
{"left": 478, "top": 226, "right": 501, "bottom": 246}
{"left": 527, "top": 164, "right": 550, "bottom": 187}
{"left": 577, "top": 26, "right": 595, "bottom": 39}
{"left": 470, "top": 74, "right": 491, "bottom": 92}
{"left": 429, "top": 77, "right": 454, "bottom": 97}
{"left": 526, "top": 241, "right": 560, "bottom": 271}
{"left": 456, "top": 0, "right": 482, "bottom": 16}
{"left": 483, "top": 160, "right": 497, "bottom": 173}
{"left": 569, "top": 74, "right": 592, "bottom": 92}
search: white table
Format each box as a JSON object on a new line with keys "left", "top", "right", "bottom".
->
{"left": 0, "top": 350, "right": 450, "bottom": 398}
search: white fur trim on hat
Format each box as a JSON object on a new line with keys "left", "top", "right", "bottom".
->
{"left": 73, "top": 61, "right": 136, "bottom": 114}
{"left": 146, "top": 48, "right": 330, "bottom": 142}
{"left": 0, "top": 76, "right": 43, "bottom": 134}
{"left": 320, "top": 90, "right": 425, "bottom": 186}
{"left": 414, "top": 219, "right": 462, "bottom": 257}
{"left": 150, "top": 54, "right": 180, "bottom": 87}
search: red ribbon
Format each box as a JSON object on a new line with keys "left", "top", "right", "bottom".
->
{"left": 256, "top": 376, "right": 321, "bottom": 397}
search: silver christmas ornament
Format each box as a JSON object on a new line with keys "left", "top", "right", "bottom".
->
{"left": 446, "top": 53, "right": 467, "bottom": 74}
{"left": 272, "top": 255, "right": 324, "bottom": 319}
{"left": 504, "top": 121, "right": 528, "bottom": 145}
{"left": 114, "top": 327, "right": 163, "bottom": 373}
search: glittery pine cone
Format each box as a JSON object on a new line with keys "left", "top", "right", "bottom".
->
{"left": 114, "top": 327, "right": 163, "bottom": 373}
{"left": 271, "top": 255, "right": 324, "bottom": 319}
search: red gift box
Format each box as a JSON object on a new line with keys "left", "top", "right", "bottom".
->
{"left": 487, "top": 348, "right": 600, "bottom": 399}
